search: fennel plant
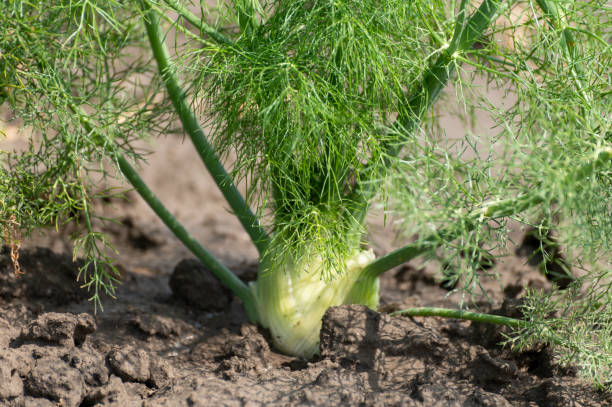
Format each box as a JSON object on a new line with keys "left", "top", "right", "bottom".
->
{"left": 1, "top": 0, "right": 610, "bottom": 388}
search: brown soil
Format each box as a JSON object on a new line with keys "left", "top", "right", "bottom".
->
{"left": 1, "top": 137, "right": 610, "bottom": 407}
{"left": 1, "top": 244, "right": 610, "bottom": 407}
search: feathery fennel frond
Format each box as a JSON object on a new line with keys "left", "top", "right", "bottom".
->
{"left": 507, "top": 273, "right": 612, "bottom": 390}
{"left": 194, "top": 0, "right": 452, "bottom": 270}
{"left": 0, "top": 0, "right": 169, "bottom": 307}
{"left": 389, "top": 0, "right": 610, "bottom": 290}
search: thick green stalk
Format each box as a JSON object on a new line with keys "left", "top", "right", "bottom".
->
{"left": 140, "top": 1, "right": 269, "bottom": 254}
{"left": 391, "top": 307, "right": 524, "bottom": 327}
{"left": 161, "top": 0, "right": 234, "bottom": 46}
{"left": 397, "top": 0, "right": 503, "bottom": 140}
{"left": 116, "top": 155, "right": 258, "bottom": 320}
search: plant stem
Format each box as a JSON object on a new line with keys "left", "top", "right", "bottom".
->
{"left": 572, "top": 148, "right": 612, "bottom": 181}
{"left": 161, "top": 0, "right": 234, "bottom": 46}
{"left": 66, "top": 100, "right": 258, "bottom": 318}
{"left": 391, "top": 307, "right": 524, "bottom": 327}
{"left": 116, "top": 154, "right": 258, "bottom": 319}
{"left": 234, "top": 0, "right": 262, "bottom": 33}
{"left": 141, "top": 1, "right": 269, "bottom": 254}
{"left": 391, "top": 307, "right": 569, "bottom": 350}
{"left": 396, "top": 0, "right": 502, "bottom": 142}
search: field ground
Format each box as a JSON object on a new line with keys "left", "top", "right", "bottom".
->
{"left": 1, "top": 133, "right": 611, "bottom": 406}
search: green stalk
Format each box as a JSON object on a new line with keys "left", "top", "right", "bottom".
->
{"left": 391, "top": 307, "right": 569, "bottom": 349}
{"left": 140, "top": 1, "right": 269, "bottom": 254}
{"left": 405, "top": 1, "right": 501, "bottom": 124}
{"left": 161, "top": 0, "right": 234, "bottom": 46}
{"left": 65, "top": 101, "right": 257, "bottom": 317}
{"left": 234, "top": 0, "right": 262, "bottom": 33}
{"left": 116, "top": 155, "right": 258, "bottom": 320}
{"left": 391, "top": 307, "right": 524, "bottom": 327}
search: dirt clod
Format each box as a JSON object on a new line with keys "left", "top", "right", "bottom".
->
{"left": 148, "top": 357, "right": 175, "bottom": 388}
{"left": 0, "top": 356, "right": 23, "bottom": 400}
{"left": 320, "top": 304, "right": 446, "bottom": 366}
{"left": 106, "top": 345, "right": 174, "bottom": 389}
{"left": 219, "top": 324, "right": 271, "bottom": 379}
{"left": 82, "top": 375, "right": 131, "bottom": 407}
{"left": 129, "top": 312, "right": 180, "bottom": 338}
{"left": 224, "top": 325, "right": 270, "bottom": 360}
{"left": 24, "top": 357, "right": 84, "bottom": 407}
{"left": 0, "top": 317, "right": 15, "bottom": 348}
{"left": 17, "top": 312, "right": 96, "bottom": 347}
{"left": 464, "top": 389, "right": 513, "bottom": 407}
{"left": 106, "top": 346, "right": 151, "bottom": 384}
{"left": 63, "top": 346, "right": 109, "bottom": 387}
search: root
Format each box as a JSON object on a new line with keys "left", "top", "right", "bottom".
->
{"left": 2, "top": 214, "right": 22, "bottom": 276}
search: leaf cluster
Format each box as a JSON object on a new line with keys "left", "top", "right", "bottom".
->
{"left": 389, "top": 0, "right": 611, "bottom": 291}
{"left": 508, "top": 274, "right": 612, "bottom": 389}
{"left": 0, "top": 0, "right": 171, "bottom": 306}
{"left": 194, "top": 0, "right": 453, "bottom": 267}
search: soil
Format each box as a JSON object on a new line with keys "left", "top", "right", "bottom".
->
{"left": 1, "top": 245, "right": 611, "bottom": 407}
{"left": 1, "top": 130, "right": 611, "bottom": 407}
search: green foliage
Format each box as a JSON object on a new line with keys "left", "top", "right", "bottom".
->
{"left": 195, "top": 0, "right": 440, "bottom": 269}
{"left": 0, "top": 0, "right": 170, "bottom": 306}
{"left": 389, "top": 0, "right": 611, "bottom": 293}
{"left": 1, "top": 0, "right": 610, "bottom": 386}
{"left": 509, "top": 274, "right": 612, "bottom": 389}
